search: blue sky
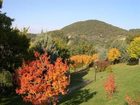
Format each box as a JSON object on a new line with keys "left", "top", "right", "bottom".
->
{"left": 2, "top": 0, "right": 140, "bottom": 33}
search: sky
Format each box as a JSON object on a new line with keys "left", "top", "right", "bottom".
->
{"left": 1, "top": 0, "right": 140, "bottom": 33}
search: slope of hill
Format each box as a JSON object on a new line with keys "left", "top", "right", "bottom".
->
{"left": 61, "top": 20, "right": 128, "bottom": 40}
{"left": 60, "top": 20, "right": 129, "bottom": 48}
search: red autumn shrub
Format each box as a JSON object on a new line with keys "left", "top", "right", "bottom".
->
{"left": 125, "top": 94, "right": 139, "bottom": 105}
{"left": 15, "top": 52, "right": 70, "bottom": 105}
{"left": 94, "top": 59, "right": 110, "bottom": 72}
{"left": 104, "top": 73, "right": 116, "bottom": 98}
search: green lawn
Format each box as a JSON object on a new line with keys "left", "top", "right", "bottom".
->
{"left": 60, "top": 64, "right": 140, "bottom": 105}
{"left": 0, "top": 64, "right": 140, "bottom": 105}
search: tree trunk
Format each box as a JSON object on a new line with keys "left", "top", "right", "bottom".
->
{"left": 94, "top": 68, "right": 96, "bottom": 82}
{"left": 139, "top": 58, "right": 140, "bottom": 65}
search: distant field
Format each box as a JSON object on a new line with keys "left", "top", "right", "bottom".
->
{"left": 60, "top": 64, "right": 140, "bottom": 105}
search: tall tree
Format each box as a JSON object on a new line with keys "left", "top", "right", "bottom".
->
{"left": 0, "top": 7, "right": 30, "bottom": 72}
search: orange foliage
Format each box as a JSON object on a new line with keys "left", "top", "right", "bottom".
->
{"left": 92, "top": 54, "right": 99, "bottom": 62}
{"left": 15, "top": 52, "right": 69, "bottom": 105}
{"left": 125, "top": 95, "right": 139, "bottom": 105}
{"left": 104, "top": 73, "right": 116, "bottom": 98}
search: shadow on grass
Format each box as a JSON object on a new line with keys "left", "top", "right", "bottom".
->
{"left": 0, "top": 93, "right": 31, "bottom": 105}
{"left": 70, "top": 70, "right": 88, "bottom": 88}
{"left": 59, "top": 89, "right": 97, "bottom": 105}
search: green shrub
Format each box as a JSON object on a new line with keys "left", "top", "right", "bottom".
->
{"left": 0, "top": 71, "right": 13, "bottom": 87}
{"left": 0, "top": 71, "right": 13, "bottom": 94}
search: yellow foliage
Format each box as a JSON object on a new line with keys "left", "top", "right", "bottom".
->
{"left": 70, "top": 54, "right": 100, "bottom": 69}
{"left": 127, "top": 36, "right": 140, "bottom": 58}
{"left": 107, "top": 48, "right": 121, "bottom": 61}
{"left": 70, "top": 55, "right": 92, "bottom": 68}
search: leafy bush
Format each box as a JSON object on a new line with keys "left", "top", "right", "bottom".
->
{"left": 127, "top": 37, "right": 140, "bottom": 59}
{"left": 0, "top": 71, "right": 13, "bottom": 94}
{"left": 70, "top": 55, "right": 92, "bottom": 70}
{"left": 0, "top": 71, "right": 13, "bottom": 87}
{"left": 15, "top": 52, "right": 70, "bottom": 105}
{"left": 125, "top": 94, "right": 140, "bottom": 105}
{"left": 104, "top": 73, "right": 116, "bottom": 98}
{"left": 109, "top": 39, "right": 129, "bottom": 62}
{"left": 30, "top": 32, "right": 70, "bottom": 63}
{"left": 94, "top": 59, "right": 110, "bottom": 72}
{"left": 107, "top": 48, "right": 121, "bottom": 64}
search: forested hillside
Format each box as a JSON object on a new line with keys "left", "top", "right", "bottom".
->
{"left": 30, "top": 20, "right": 140, "bottom": 57}
{"left": 60, "top": 20, "right": 129, "bottom": 49}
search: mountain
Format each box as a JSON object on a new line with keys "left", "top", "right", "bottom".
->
{"left": 61, "top": 20, "right": 129, "bottom": 47}
{"left": 62, "top": 20, "right": 128, "bottom": 37}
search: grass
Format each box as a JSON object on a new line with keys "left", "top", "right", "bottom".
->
{"left": 0, "top": 64, "right": 140, "bottom": 105}
{"left": 60, "top": 64, "right": 140, "bottom": 105}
